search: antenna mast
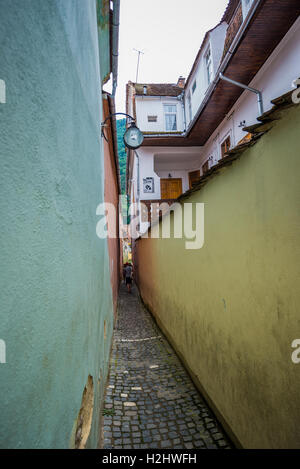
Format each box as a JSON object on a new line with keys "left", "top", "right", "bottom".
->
{"left": 133, "top": 48, "right": 144, "bottom": 83}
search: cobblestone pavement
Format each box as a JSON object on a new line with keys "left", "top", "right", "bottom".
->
{"left": 101, "top": 283, "right": 232, "bottom": 450}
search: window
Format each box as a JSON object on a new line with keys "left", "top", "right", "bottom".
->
{"left": 221, "top": 136, "right": 231, "bottom": 158}
{"left": 202, "top": 160, "right": 209, "bottom": 175}
{"left": 187, "top": 92, "right": 192, "bottom": 122}
{"left": 164, "top": 104, "right": 177, "bottom": 131}
{"left": 242, "top": 0, "right": 253, "bottom": 18}
{"left": 192, "top": 81, "right": 197, "bottom": 94}
{"left": 188, "top": 170, "right": 200, "bottom": 189}
{"left": 147, "top": 115, "right": 157, "bottom": 122}
{"left": 205, "top": 47, "right": 213, "bottom": 86}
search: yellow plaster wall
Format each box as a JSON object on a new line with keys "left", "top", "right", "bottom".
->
{"left": 136, "top": 104, "right": 300, "bottom": 448}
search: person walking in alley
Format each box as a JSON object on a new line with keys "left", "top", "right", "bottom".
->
{"left": 123, "top": 263, "right": 127, "bottom": 284}
{"left": 124, "top": 263, "right": 133, "bottom": 293}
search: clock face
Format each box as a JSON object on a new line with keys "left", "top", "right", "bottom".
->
{"left": 123, "top": 125, "right": 144, "bottom": 149}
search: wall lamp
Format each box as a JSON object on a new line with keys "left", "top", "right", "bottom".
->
{"left": 101, "top": 112, "right": 144, "bottom": 150}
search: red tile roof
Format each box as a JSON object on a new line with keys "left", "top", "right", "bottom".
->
{"left": 221, "top": 0, "right": 240, "bottom": 23}
{"left": 133, "top": 83, "right": 183, "bottom": 97}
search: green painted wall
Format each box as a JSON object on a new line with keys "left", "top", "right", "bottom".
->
{"left": 96, "top": 0, "right": 111, "bottom": 84}
{"left": 136, "top": 104, "right": 300, "bottom": 448}
{"left": 0, "top": 0, "right": 114, "bottom": 448}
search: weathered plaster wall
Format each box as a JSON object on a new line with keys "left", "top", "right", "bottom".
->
{"left": 135, "top": 104, "right": 300, "bottom": 448}
{"left": 0, "top": 0, "right": 114, "bottom": 448}
{"left": 102, "top": 95, "right": 120, "bottom": 317}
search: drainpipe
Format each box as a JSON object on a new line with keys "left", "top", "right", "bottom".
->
{"left": 135, "top": 151, "right": 140, "bottom": 202}
{"left": 178, "top": 90, "right": 186, "bottom": 132}
{"left": 112, "top": 0, "right": 120, "bottom": 97}
{"left": 219, "top": 72, "right": 264, "bottom": 116}
{"left": 134, "top": 150, "right": 141, "bottom": 228}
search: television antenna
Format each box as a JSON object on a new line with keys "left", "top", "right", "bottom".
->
{"left": 133, "top": 48, "right": 144, "bottom": 83}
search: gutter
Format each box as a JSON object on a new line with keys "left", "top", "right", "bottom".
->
{"left": 219, "top": 72, "right": 264, "bottom": 115}
{"left": 178, "top": 90, "right": 187, "bottom": 132}
{"left": 135, "top": 151, "right": 140, "bottom": 202}
{"left": 142, "top": 133, "right": 185, "bottom": 138}
{"left": 126, "top": 149, "right": 132, "bottom": 195}
{"left": 106, "top": 93, "right": 121, "bottom": 194}
{"left": 111, "top": 0, "right": 120, "bottom": 97}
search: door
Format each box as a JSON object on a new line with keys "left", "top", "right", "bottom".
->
{"left": 188, "top": 170, "right": 200, "bottom": 189}
{"left": 221, "top": 135, "right": 231, "bottom": 158}
{"left": 160, "top": 178, "right": 182, "bottom": 199}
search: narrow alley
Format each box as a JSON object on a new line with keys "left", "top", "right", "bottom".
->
{"left": 101, "top": 284, "right": 232, "bottom": 450}
{"left": 1, "top": 0, "right": 300, "bottom": 452}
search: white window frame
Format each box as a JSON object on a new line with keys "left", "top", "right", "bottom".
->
{"left": 212, "top": 135, "right": 219, "bottom": 164}
{"left": 201, "top": 158, "right": 210, "bottom": 176}
{"left": 220, "top": 130, "right": 232, "bottom": 158}
{"left": 187, "top": 91, "right": 192, "bottom": 122}
{"left": 242, "top": 0, "right": 253, "bottom": 19}
{"left": 164, "top": 104, "right": 177, "bottom": 132}
{"left": 205, "top": 46, "right": 213, "bottom": 87}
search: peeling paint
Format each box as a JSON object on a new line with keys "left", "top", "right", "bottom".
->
{"left": 74, "top": 376, "right": 94, "bottom": 450}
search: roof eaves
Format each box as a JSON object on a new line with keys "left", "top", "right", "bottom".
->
{"left": 184, "top": 30, "right": 212, "bottom": 90}
{"left": 221, "top": 0, "right": 241, "bottom": 23}
{"left": 143, "top": 131, "right": 183, "bottom": 136}
{"left": 178, "top": 88, "right": 299, "bottom": 200}
{"left": 184, "top": 0, "right": 237, "bottom": 92}
{"left": 134, "top": 87, "right": 298, "bottom": 241}
{"left": 135, "top": 94, "right": 181, "bottom": 98}
{"left": 133, "top": 83, "right": 183, "bottom": 97}
{"left": 135, "top": 87, "right": 299, "bottom": 227}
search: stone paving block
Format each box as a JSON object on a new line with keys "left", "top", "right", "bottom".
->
{"left": 100, "top": 284, "right": 232, "bottom": 450}
{"left": 217, "top": 439, "right": 228, "bottom": 447}
{"left": 185, "top": 442, "right": 194, "bottom": 449}
{"left": 161, "top": 440, "right": 172, "bottom": 448}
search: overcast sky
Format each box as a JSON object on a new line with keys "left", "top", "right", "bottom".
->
{"left": 110, "top": 0, "right": 229, "bottom": 113}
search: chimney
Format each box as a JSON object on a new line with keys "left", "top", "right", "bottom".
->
{"left": 177, "top": 76, "right": 185, "bottom": 88}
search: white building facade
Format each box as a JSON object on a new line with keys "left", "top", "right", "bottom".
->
{"left": 126, "top": 0, "right": 300, "bottom": 234}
